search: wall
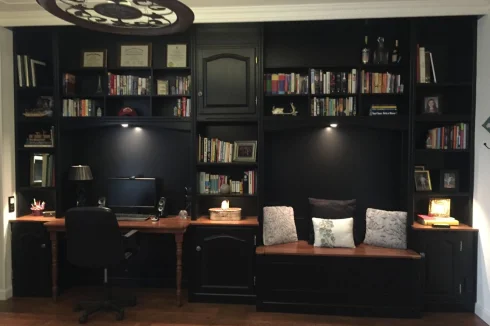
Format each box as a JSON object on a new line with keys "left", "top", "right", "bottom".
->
{"left": 475, "top": 15, "right": 490, "bottom": 326}
{"left": 0, "top": 26, "right": 15, "bottom": 300}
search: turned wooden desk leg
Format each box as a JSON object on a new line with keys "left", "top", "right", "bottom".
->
{"left": 175, "top": 232, "right": 184, "bottom": 307}
{"left": 50, "top": 231, "right": 58, "bottom": 302}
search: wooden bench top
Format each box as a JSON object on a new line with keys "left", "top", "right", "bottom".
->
{"left": 256, "top": 240, "right": 421, "bottom": 259}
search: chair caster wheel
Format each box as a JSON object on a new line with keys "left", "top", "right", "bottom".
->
{"left": 116, "top": 310, "right": 124, "bottom": 321}
{"left": 79, "top": 313, "right": 88, "bottom": 324}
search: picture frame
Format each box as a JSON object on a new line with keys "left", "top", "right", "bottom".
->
{"left": 167, "top": 44, "right": 187, "bottom": 68}
{"left": 414, "top": 170, "right": 432, "bottom": 191}
{"left": 119, "top": 43, "right": 152, "bottom": 68}
{"left": 233, "top": 141, "right": 257, "bottom": 162}
{"left": 414, "top": 165, "right": 425, "bottom": 171}
{"left": 428, "top": 198, "right": 451, "bottom": 217}
{"left": 440, "top": 170, "right": 459, "bottom": 192}
{"left": 81, "top": 49, "right": 107, "bottom": 68}
{"left": 422, "top": 95, "right": 442, "bottom": 114}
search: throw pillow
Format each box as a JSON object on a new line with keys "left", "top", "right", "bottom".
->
{"left": 308, "top": 198, "right": 357, "bottom": 244}
{"left": 364, "top": 208, "right": 407, "bottom": 249}
{"left": 312, "top": 217, "right": 355, "bottom": 248}
{"left": 263, "top": 206, "right": 298, "bottom": 246}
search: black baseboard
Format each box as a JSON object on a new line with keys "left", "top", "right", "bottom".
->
{"left": 189, "top": 292, "right": 256, "bottom": 305}
{"left": 423, "top": 302, "right": 475, "bottom": 313}
{"left": 257, "top": 301, "right": 422, "bottom": 318}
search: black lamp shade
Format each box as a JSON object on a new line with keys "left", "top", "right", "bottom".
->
{"left": 69, "top": 165, "right": 93, "bottom": 181}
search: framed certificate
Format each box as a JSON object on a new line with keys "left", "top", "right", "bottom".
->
{"left": 81, "top": 49, "right": 106, "bottom": 68}
{"left": 167, "top": 44, "right": 187, "bottom": 67}
{"left": 119, "top": 44, "right": 152, "bottom": 67}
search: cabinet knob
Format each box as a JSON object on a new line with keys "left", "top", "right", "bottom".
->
{"left": 198, "top": 91, "right": 203, "bottom": 97}
{"left": 196, "top": 246, "right": 201, "bottom": 252}
{"left": 40, "top": 244, "right": 46, "bottom": 249}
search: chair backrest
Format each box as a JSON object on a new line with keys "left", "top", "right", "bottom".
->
{"left": 65, "top": 207, "right": 124, "bottom": 268}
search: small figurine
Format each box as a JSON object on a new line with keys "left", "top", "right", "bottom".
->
{"left": 271, "top": 102, "right": 298, "bottom": 116}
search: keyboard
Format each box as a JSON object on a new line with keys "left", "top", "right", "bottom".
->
{"left": 115, "top": 213, "right": 150, "bottom": 221}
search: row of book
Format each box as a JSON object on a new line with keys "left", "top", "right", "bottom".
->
{"left": 311, "top": 97, "right": 357, "bottom": 117}
{"left": 108, "top": 73, "right": 151, "bottom": 95}
{"left": 156, "top": 76, "right": 191, "bottom": 95}
{"left": 62, "top": 99, "right": 101, "bottom": 117}
{"left": 311, "top": 69, "right": 358, "bottom": 95}
{"left": 360, "top": 71, "right": 404, "bottom": 94}
{"left": 417, "top": 214, "right": 459, "bottom": 226}
{"left": 198, "top": 136, "right": 234, "bottom": 163}
{"left": 24, "top": 126, "right": 55, "bottom": 148}
{"left": 198, "top": 171, "right": 256, "bottom": 195}
{"left": 426, "top": 123, "right": 469, "bottom": 150}
{"left": 173, "top": 98, "right": 191, "bottom": 117}
{"left": 417, "top": 45, "right": 437, "bottom": 83}
{"left": 369, "top": 105, "right": 398, "bottom": 116}
{"left": 16, "top": 55, "right": 48, "bottom": 88}
{"left": 33, "top": 154, "right": 56, "bottom": 187}
{"left": 264, "top": 73, "right": 309, "bottom": 95}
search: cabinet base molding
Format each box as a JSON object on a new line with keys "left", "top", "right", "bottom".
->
{"left": 0, "top": 287, "right": 13, "bottom": 300}
{"left": 189, "top": 292, "right": 256, "bottom": 305}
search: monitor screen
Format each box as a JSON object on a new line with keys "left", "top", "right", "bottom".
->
{"left": 106, "top": 178, "right": 156, "bottom": 208}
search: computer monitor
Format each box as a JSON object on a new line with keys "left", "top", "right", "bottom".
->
{"left": 106, "top": 178, "right": 156, "bottom": 209}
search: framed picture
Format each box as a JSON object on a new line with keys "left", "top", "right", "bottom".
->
{"left": 440, "top": 170, "right": 459, "bottom": 192}
{"left": 81, "top": 49, "right": 106, "bottom": 68}
{"left": 119, "top": 43, "right": 152, "bottom": 67}
{"left": 414, "top": 170, "right": 432, "bottom": 191}
{"left": 428, "top": 198, "right": 451, "bottom": 217}
{"left": 167, "top": 44, "right": 187, "bottom": 68}
{"left": 414, "top": 165, "right": 425, "bottom": 171}
{"left": 233, "top": 141, "right": 257, "bottom": 162}
{"left": 422, "top": 95, "right": 442, "bottom": 114}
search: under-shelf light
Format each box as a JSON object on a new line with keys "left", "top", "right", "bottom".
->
{"left": 121, "top": 124, "right": 129, "bottom": 128}
{"left": 330, "top": 123, "right": 338, "bottom": 128}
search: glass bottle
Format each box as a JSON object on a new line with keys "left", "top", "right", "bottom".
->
{"left": 391, "top": 40, "right": 399, "bottom": 63}
{"left": 361, "top": 36, "right": 370, "bottom": 64}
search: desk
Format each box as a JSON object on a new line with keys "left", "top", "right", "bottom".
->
{"left": 43, "top": 217, "right": 190, "bottom": 306}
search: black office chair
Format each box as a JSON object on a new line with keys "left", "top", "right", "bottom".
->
{"left": 65, "top": 207, "right": 138, "bottom": 324}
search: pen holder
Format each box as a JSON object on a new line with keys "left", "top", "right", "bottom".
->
{"left": 31, "top": 209, "right": 43, "bottom": 216}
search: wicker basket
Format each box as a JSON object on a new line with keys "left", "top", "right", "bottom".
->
{"left": 209, "top": 208, "right": 242, "bottom": 221}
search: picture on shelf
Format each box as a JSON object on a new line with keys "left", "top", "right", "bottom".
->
{"left": 440, "top": 170, "right": 459, "bottom": 192}
{"left": 414, "top": 165, "right": 425, "bottom": 171}
{"left": 167, "top": 44, "right": 187, "bottom": 67}
{"left": 233, "top": 141, "right": 257, "bottom": 162}
{"left": 423, "top": 95, "right": 441, "bottom": 114}
{"left": 414, "top": 170, "right": 432, "bottom": 191}
{"left": 81, "top": 49, "right": 107, "bottom": 68}
{"left": 119, "top": 43, "right": 152, "bottom": 67}
{"left": 428, "top": 198, "right": 451, "bottom": 218}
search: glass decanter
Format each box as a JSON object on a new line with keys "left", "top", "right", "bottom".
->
{"left": 373, "top": 37, "right": 388, "bottom": 64}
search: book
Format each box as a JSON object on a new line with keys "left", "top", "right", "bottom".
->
{"left": 417, "top": 214, "right": 459, "bottom": 226}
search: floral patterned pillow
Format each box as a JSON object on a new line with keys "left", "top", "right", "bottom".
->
{"left": 364, "top": 208, "right": 407, "bottom": 249}
{"left": 263, "top": 206, "right": 298, "bottom": 246}
{"left": 312, "top": 217, "right": 355, "bottom": 248}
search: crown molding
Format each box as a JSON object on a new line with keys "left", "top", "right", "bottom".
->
{"left": 0, "top": 1, "right": 488, "bottom": 27}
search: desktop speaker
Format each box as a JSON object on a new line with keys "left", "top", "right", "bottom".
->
{"left": 157, "top": 197, "right": 167, "bottom": 218}
{"left": 98, "top": 197, "right": 106, "bottom": 207}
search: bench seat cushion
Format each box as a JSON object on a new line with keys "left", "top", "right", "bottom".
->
{"left": 256, "top": 240, "right": 420, "bottom": 259}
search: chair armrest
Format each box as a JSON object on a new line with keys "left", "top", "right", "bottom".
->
{"left": 123, "top": 229, "right": 138, "bottom": 239}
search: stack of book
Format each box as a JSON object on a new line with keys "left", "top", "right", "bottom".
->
{"left": 62, "top": 99, "right": 100, "bottom": 117}
{"left": 426, "top": 123, "right": 469, "bottom": 150}
{"left": 369, "top": 105, "right": 398, "bottom": 116}
{"left": 173, "top": 98, "right": 191, "bottom": 117}
{"left": 310, "top": 69, "right": 357, "bottom": 95}
{"left": 361, "top": 71, "right": 403, "bottom": 94}
{"left": 108, "top": 73, "right": 151, "bottom": 95}
{"left": 416, "top": 45, "right": 437, "bottom": 83}
{"left": 416, "top": 214, "right": 459, "bottom": 226}
{"left": 16, "top": 55, "right": 49, "bottom": 88}
{"left": 198, "top": 136, "right": 234, "bottom": 163}
{"left": 311, "top": 97, "right": 356, "bottom": 116}
{"left": 24, "top": 127, "right": 54, "bottom": 148}
{"left": 199, "top": 171, "right": 256, "bottom": 195}
{"left": 264, "top": 73, "right": 309, "bottom": 95}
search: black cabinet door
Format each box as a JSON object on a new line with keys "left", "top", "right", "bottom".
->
{"left": 196, "top": 47, "right": 256, "bottom": 115}
{"left": 193, "top": 227, "right": 255, "bottom": 296}
{"left": 11, "top": 222, "right": 51, "bottom": 297}
{"left": 413, "top": 231, "right": 476, "bottom": 309}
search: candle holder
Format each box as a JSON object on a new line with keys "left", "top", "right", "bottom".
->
{"left": 209, "top": 200, "right": 242, "bottom": 221}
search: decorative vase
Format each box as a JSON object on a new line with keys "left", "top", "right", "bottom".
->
{"left": 220, "top": 184, "right": 231, "bottom": 194}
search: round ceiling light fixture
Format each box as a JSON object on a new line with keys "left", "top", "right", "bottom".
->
{"left": 36, "top": 0, "right": 194, "bottom": 36}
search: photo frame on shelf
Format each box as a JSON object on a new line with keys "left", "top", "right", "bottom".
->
{"left": 414, "top": 165, "right": 425, "bottom": 171}
{"left": 81, "top": 49, "right": 107, "bottom": 68}
{"left": 233, "top": 141, "right": 257, "bottom": 162}
{"left": 167, "top": 44, "right": 187, "bottom": 68}
{"left": 428, "top": 198, "right": 451, "bottom": 217}
{"left": 440, "top": 170, "right": 459, "bottom": 192}
{"left": 414, "top": 170, "right": 432, "bottom": 191}
{"left": 422, "top": 95, "right": 442, "bottom": 114}
{"left": 119, "top": 43, "right": 152, "bottom": 68}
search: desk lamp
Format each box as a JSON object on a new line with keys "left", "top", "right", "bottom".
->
{"left": 69, "top": 165, "right": 93, "bottom": 207}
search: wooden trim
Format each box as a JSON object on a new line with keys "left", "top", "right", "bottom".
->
{"left": 10, "top": 215, "right": 56, "bottom": 222}
{"left": 256, "top": 241, "right": 421, "bottom": 259}
{"left": 412, "top": 221, "right": 478, "bottom": 231}
{"left": 191, "top": 216, "right": 259, "bottom": 226}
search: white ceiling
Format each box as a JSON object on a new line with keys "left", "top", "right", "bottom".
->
{"left": 0, "top": 0, "right": 488, "bottom": 27}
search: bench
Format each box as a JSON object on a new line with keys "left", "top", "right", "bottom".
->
{"left": 256, "top": 240, "right": 423, "bottom": 318}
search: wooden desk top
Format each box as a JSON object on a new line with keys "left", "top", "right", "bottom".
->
{"left": 412, "top": 222, "right": 478, "bottom": 232}
{"left": 43, "top": 216, "right": 190, "bottom": 234}
{"left": 191, "top": 216, "right": 259, "bottom": 227}
{"left": 10, "top": 215, "right": 56, "bottom": 223}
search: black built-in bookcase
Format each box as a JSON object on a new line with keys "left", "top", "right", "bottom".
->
{"left": 12, "top": 16, "right": 478, "bottom": 310}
